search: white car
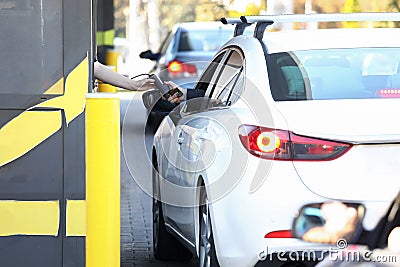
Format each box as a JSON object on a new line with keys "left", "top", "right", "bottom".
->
{"left": 150, "top": 13, "right": 400, "bottom": 267}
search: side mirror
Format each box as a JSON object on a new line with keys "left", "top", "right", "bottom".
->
{"left": 142, "top": 89, "right": 162, "bottom": 110}
{"left": 142, "top": 89, "right": 177, "bottom": 112}
{"left": 139, "top": 50, "right": 160, "bottom": 61}
{"left": 292, "top": 202, "right": 366, "bottom": 245}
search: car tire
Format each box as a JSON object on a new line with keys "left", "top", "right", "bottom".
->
{"left": 152, "top": 197, "right": 193, "bottom": 260}
{"left": 198, "top": 191, "right": 220, "bottom": 267}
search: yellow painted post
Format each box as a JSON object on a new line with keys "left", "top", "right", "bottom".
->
{"left": 97, "top": 65, "right": 117, "bottom": 93}
{"left": 86, "top": 94, "right": 120, "bottom": 267}
{"left": 106, "top": 50, "right": 119, "bottom": 73}
{"left": 97, "top": 50, "right": 119, "bottom": 93}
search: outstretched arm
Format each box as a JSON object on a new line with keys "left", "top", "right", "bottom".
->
{"left": 94, "top": 61, "right": 154, "bottom": 91}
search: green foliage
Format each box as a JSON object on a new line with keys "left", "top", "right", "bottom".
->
{"left": 114, "top": 0, "right": 129, "bottom": 37}
{"left": 388, "top": 0, "right": 400, "bottom": 11}
{"left": 342, "top": 0, "right": 361, "bottom": 28}
{"left": 387, "top": 0, "right": 400, "bottom": 27}
{"left": 159, "top": 0, "right": 230, "bottom": 31}
{"left": 195, "top": 0, "right": 229, "bottom": 22}
{"left": 159, "top": 0, "right": 197, "bottom": 31}
{"left": 113, "top": 0, "right": 400, "bottom": 42}
{"left": 343, "top": 0, "right": 361, "bottom": 12}
{"left": 228, "top": 0, "right": 266, "bottom": 17}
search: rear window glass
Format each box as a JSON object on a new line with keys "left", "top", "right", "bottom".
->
{"left": 267, "top": 48, "right": 400, "bottom": 101}
{"left": 178, "top": 29, "right": 233, "bottom": 52}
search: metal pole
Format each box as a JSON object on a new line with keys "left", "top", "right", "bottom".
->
{"left": 305, "top": 0, "right": 312, "bottom": 14}
{"left": 147, "top": 0, "right": 161, "bottom": 52}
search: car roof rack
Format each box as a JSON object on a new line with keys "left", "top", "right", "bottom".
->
{"left": 241, "top": 12, "right": 400, "bottom": 24}
{"left": 221, "top": 17, "right": 273, "bottom": 39}
{"left": 220, "top": 18, "right": 252, "bottom": 37}
{"left": 222, "top": 12, "right": 400, "bottom": 40}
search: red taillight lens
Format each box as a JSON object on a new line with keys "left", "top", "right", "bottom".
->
{"left": 168, "top": 61, "right": 182, "bottom": 73}
{"left": 264, "top": 230, "right": 293, "bottom": 238}
{"left": 167, "top": 60, "right": 197, "bottom": 78}
{"left": 290, "top": 133, "right": 351, "bottom": 161}
{"left": 239, "top": 125, "right": 352, "bottom": 161}
{"left": 376, "top": 89, "right": 400, "bottom": 98}
{"left": 239, "top": 126, "right": 291, "bottom": 160}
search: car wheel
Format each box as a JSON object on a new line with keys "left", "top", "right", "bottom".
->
{"left": 152, "top": 197, "right": 192, "bottom": 260}
{"left": 198, "top": 191, "right": 220, "bottom": 267}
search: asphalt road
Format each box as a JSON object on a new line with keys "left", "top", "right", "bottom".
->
{"left": 119, "top": 92, "right": 196, "bottom": 267}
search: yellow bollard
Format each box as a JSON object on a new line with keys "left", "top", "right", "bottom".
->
{"left": 97, "top": 64, "right": 117, "bottom": 93}
{"left": 86, "top": 94, "right": 120, "bottom": 267}
{"left": 97, "top": 50, "right": 119, "bottom": 93}
{"left": 106, "top": 50, "right": 119, "bottom": 73}
{"left": 97, "top": 80, "right": 117, "bottom": 93}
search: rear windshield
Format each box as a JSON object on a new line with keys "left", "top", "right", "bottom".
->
{"left": 267, "top": 48, "right": 400, "bottom": 101}
{"left": 178, "top": 29, "right": 233, "bottom": 52}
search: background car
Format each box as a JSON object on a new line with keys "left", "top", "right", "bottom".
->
{"left": 149, "top": 13, "right": 400, "bottom": 267}
{"left": 140, "top": 21, "right": 236, "bottom": 89}
{"left": 141, "top": 21, "right": 237, "bottom": 134}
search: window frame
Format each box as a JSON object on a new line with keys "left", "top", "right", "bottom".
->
{"left": 208, "top": 47, "right": 245, "bottom": 106}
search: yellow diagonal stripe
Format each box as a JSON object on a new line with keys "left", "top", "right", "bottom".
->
{"left": 66, "top": 200, "right": 86, "bottom": 237}
{"left": 44, "top": 77, "right": 64, "bottom": 95}
{"left": 39, "top": 56, "right": 88, "bottom": 124}
{"left": 0, "top": 110, "right": 62, "bottom": 166}
{"left": 0, "top": 56, "right": 88, "bottom": 167}
{"left": 0, "top": 200, "right": 59, "bottom": 236}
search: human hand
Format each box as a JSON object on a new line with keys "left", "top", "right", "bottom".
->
{"left": 164, "top": 81, "right": 186, "bottom": 103}
{"left": 302, "top": 202, "right": 358, "bottom": 244}
{"left": 388, "top": 227, "right": 400, "bottom": 253}
{"left": 131, "top": 77, "right": 155, "bottom": 91}
{"left": 322, "top": 202, "right": 357, "bottom": 235}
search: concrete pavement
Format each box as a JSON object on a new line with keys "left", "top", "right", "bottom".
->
{"left": 119, "top": 92, "right": 196, "bottom": 266}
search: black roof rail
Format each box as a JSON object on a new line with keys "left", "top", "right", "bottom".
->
{"left": 220, "top": 17, "right": 252, "bottom": 37}
{"left": 254, "top": 22, "right": 273, "bottom": 40}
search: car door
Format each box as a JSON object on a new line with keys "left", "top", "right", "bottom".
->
{"left": 161, "top": 51, "right": 227, "bottom": 240}
{"left": 163, "top": 48, "right": 246, "bottom": 244}
{"left": 188, "top": 48, "right": 246, "bottom": 196}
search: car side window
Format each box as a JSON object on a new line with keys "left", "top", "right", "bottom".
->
{"left": 195, "top": 51, "right": 228, "bottom": 92}
{"left": 216, "top": 66, "right": 244, "bottom": 105}
{"left": 157, "top": 31, "right": 176, "bottom": 65}
{"left": 210, "top": 49, "right": 245, "bottom": 106}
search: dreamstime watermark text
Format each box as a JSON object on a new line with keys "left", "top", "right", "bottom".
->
{"left": 258, "top": 239, "right": 398, "bottom": 264}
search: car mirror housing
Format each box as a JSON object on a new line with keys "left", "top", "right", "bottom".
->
{"left": 292, "top": 202, "right": 366, "bottom": 245}
{"left": 142, "top": 89, "right": 177, "bottom": 113}
{"left": 139, "top": 50, "right": 160, "bottom": 61}
{"left": 142, "top": 89, "right": 162, "bottom": 110}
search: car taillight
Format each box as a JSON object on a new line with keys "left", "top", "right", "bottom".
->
{"left": 376, "top": 89, "right": 400, "bottom": 98}
{"left": 239, "top": 126, "right": 291, "bottom": 160}
{"left": 264, "top": 230, "right": 293, "bottom": 238}
{"left": 238, "top": 125, "right": 352, "bottom": 161}
{"left": 167, "top": 60, "right": 197, "bottom": 78}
